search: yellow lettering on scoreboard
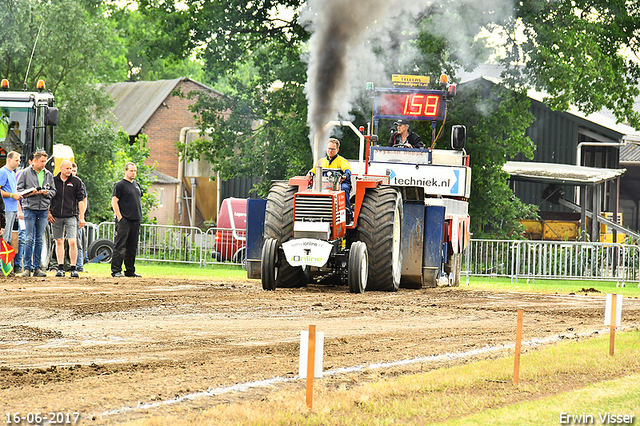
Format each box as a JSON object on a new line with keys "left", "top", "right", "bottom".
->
{"left": 392, "top": 74, "right": 431, "bottom": 88}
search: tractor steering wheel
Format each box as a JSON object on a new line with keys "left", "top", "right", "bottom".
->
{"left": 392, "top": 142, "right": 413, "bottom": 148}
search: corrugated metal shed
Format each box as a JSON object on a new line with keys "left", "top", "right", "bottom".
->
{"left": 457, "top": 65, "right": 640, "bottom": 142}
{"left": 221, "top": 176, "right": 261, "bottom": 200}
{"left": 620, "top": 143, "right": 640, "bottom": 163}
{"left": 104, "top": 78, "right": 181, "bottom": 135}
{"left": 457, "top": 66, "right": 640, "bottom": 214}
{"left": 504, "top": 161, "right": 626, "bottom": 186}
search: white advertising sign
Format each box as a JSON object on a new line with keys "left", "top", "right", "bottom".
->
{"left": 371, "top": 149, "right": 431, "bottom": 164}
{"left": 282, "top": 238, "right": 333, "bottom": 267}
{"left": 367, "top": 162, "right": 468, "bottom": 197}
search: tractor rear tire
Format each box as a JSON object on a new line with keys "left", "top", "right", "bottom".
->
{"left": 261, "top": 238, "right": 278, "bottom": 290}
{"left": 356, "top": 186, "right": 403, "bottom": 291}
{"left": 348, "top": 241, "right": 368, "bottom": 293}
{"left": 263, "top": 181, "right": 306, "bottom": 288}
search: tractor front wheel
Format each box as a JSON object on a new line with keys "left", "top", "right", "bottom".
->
{"left": 261, "top": 238, "right": 278, "bottom": 291}
{"left": 348, "top": 241, "right": 368, "bottom": 293}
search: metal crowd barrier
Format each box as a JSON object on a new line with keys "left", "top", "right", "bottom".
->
{"left": 464, "top": 239, "right": 640, "bottom": 286}
{"left": 94, "top": 222, "right": 639, "bottom": 284}
{"left": 95, "top": 222, "right": 246, "bottom": 267}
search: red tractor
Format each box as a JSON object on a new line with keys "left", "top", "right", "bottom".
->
{"left": 258, "top": 77, "right": 470, "bottom": 292}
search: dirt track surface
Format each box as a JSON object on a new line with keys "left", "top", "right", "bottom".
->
{"left": 1, "top": 275, "right": 639, "bottom": 424}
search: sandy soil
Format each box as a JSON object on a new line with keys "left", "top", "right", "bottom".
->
{"left": 0, "top": 275, "right": 638, "bottom": 424}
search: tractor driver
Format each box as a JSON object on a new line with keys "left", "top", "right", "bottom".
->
{"left": 388, "top": 119, "right": 424, "bottom": 148}
{"left": 306, "top": 138, "right": 353, "bottom": 221}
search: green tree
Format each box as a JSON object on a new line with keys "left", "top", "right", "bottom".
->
{"left": 446, "top": 82, "right": 538, "bottom": 238}
{"left": 0, "top": 0, "right": 160, "bottom": 223}
{"left": 0, "top": 0, "right": 123, "bottom": 220}
{"left": 137, "top": 0, "right": 307, "bottom": 79}
{"left": 184, "top": 57, "right": 310, "bottom": 197}
{"left": 134, "top": 0, "right": 311, "bottom": 197}
{"left": 114, "top": 132, "right": 157, "bottom": 223}
{"left": 106, "top": 5, "right": 207, "bottom": 82}
{"left": 72, "top": 123, "right": 120, "bottom": 222}
{"left": 505, "top": 0, "right": 640, "bottom": 128}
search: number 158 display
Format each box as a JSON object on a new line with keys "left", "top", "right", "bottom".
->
{"left": 375, "top": 89, "right": 445, "bottom": 121}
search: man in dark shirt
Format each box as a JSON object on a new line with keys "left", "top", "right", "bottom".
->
{"left": 387, "top": 119, "right": 424, "bottom": 148}
{"left": 49, "top": 160, "right": 86, "bottom": 278}
{"left": 110, "top": 162, "right": 143, "bottom": 278}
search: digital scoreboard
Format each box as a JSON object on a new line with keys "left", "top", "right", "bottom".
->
{"left": 374, "top": 88, "right": 446, "bottom": 121}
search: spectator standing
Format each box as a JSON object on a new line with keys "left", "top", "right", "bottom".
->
{"left": 49, "top": 160, "right": 85, "bottom": 278}
{"left": 71, "top": 162, "right": 88, "bottom": 271}
{"left": 14, "top": 153, "right": 33, "bottom": 274}
{"left": 0, "top": 151, "right": 22, "bottom": 274}
{"left": 110, "top": 162, "right": 142, "bottom": 278}
{"left": 17, "top": 150, "right": 56, "bottom": 277}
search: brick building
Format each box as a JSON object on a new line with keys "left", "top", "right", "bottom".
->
{"left": 104, "top": 78, "right": 222, "bottom": 226}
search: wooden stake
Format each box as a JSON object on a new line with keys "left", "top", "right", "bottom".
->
{"left": 513, "top": 308, "right": 523, "bottom": 385}
{"left": 609, "top": 294, "right": 617, "bottom": 356}
{"left": 306, "top": 325, "right": 316, "bottom": 409}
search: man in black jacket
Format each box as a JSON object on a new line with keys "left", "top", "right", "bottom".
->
{"left": 17, "top": 150, "right": 56, "bottom": 277}
{"left": 48, "top": 160, "right": 86, "bottom": 278}
{"left": 387, "top": 119, "right": 424, "bottom": 148}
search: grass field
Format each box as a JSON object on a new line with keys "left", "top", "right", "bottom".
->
{"left": 82, "top": 261, "right": 247, "bottom": 281}
{"left": 467, "top": 276, "right": 640, "bottom": 298}
{"left": 129, "top": 329, "right": 640, "bottom": 426}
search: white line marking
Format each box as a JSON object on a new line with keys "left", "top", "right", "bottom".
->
{"left": 98, "top": 327, "right": 610, "bottom": 418}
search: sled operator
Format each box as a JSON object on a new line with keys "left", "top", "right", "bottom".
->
{"left": 387, "top": 118, "right": 424, "bottom": 148}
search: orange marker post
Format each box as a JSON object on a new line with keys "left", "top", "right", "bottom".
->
{"left": 306, "top": 325, "right": 316, "bottom": 409}
{"left": 513, "top": 308, "right": 524, "bottom": 385}
{"left": 609, "top": 294, "right": 617, "bottom": 356}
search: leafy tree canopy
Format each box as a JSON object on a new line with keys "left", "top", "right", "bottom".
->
{"left": 504, "top": 0, "right": 640, "bottom": 128}
{"left": 0, "top": 0, "right": 155, "bottom": 222}
{"left": 448, "top": 82, "right": 537, "bottom": 238}
{"left": 106, "top": 4, "right": 208, "bottom": 82}
{"left": 137, "top": 0, "right": 639, "bottom": 236}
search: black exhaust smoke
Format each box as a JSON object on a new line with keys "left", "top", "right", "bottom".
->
{"left": 304, "top": 0, "right": 391, "bottom": 151}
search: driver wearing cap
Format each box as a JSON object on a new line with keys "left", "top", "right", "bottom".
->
{"left": 388, "top": 119, "right": 424, "bottom": 148}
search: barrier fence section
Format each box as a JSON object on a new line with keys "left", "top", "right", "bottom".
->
{"left": 464, "top": 239, "right": 640, "bottom": 286}
{"left": 94, "top": 222, "right": 639, "bottom": 283}
{"left": 95, "top": 222, "right": 246, "bottom": 266}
